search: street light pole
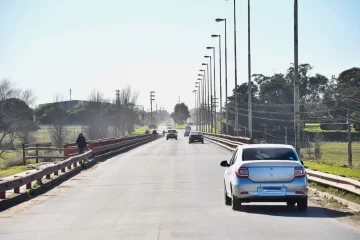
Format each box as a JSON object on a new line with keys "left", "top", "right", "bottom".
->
{"left": 212, "top": 34, "right": 223, "bottom": 134}
{"left": 248, "top": 0, "right": 252, "bottom": 138}
{"left": 204, "top": 55, "right": 213, "bottom": 132}
{"left": 200, "top": 69, "right": 207, "bottom": 132}
{"left": 216, "top": 18, "right": 228, "bottom": 135}
{"left": 294, "top": 0, "right": 300, "bottom": 154}
{"left": 207, "top": 47, "right": 216, "bottom": 133}
{"left": 202, "top": 63, "right": 209, "bottom": 133}
{"left": 197, "top": 76, "right": 202, "bottom": 131}
{"left": 150, "top": 91, "right": 155, "bottom": 124}
{"left": 193, "top": 90, "right": 197, "bottom": 130}
{"left": 232, "top": 0, "right": 239, "bottom": 136}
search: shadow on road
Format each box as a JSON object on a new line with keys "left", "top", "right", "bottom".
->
{"left": 237, "top": 204, "right": 354, "bottom": 218}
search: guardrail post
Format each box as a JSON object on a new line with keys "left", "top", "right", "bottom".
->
{"left": 36, "top": 143, "right": 39, "bottom": 164}
{"left": 0, "top": 191, "right": 5, "bottom": 199}
{"left": 61, "top": 168, "right": 66, "bottom": 173}
{"left": 67, "top": 165, "right": 72, "bottom": 170}
{"left": 46, "top": 174, "right": 51, "bottom": 179}
{"left": 22, "top": 144, "right": 26, "bottom": 165}
{"left": 73, "top": 162, "right": 77, "bottom": 167}
{"left": 14, "top": 186, "right": 20, "bottom": 194}
{"left": 26, "top": 182, "right": 32, "bottom": 189}
{"left": 54, "top": 170, "right": 59, "bottom": 176}
{"left": 37, "top": 178, "right": 42, "bottom": 185}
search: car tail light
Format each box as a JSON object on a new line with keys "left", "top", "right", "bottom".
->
{"left": 294, "top": 166, "right": 305, "bottom": 178}
{"left": 240, "top": 191, "right": 248, "bottom": 194}
{"left": 235, "top": 167, "right": 249, "bottom": 178}
{"left": 295, "top": 191, "right": 304, "bottom": 194}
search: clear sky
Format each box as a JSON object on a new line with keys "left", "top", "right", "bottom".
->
{"left": 0, "top": 0, "right": 359, "bottom": 112}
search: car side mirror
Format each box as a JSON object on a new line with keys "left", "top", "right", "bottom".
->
{"left": 300, "top": 160, "right": 304, "bottom": 166}
{"left": 220, "top": 160, "right": 229, "bottom": 167}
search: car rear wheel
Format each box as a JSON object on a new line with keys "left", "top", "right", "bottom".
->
{"left": 231, "top": 189, "right": 242, "bottom": 211}
{"left": 224, "top": 184, "right": 231, "bottom": 206}
{"left": 201, "top": 140, "right": 204, "bottom": 144}
{"left": 175, "top": 138, "right": 177, "bottom": 140}
{"left": 297, "top": 197, "right": 308, "bottom": 211}
{"left": 166, "top": 138, "right": 168, "bottom": 140}
{"left": 286, "top": 201, "right": 296, "bottom": 207}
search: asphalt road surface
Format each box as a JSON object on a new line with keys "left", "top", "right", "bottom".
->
{"left": 1, "top": 134, "right": 359, "bottom": 239}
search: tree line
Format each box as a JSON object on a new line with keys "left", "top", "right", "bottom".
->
{"left": 0, "top": 80, "right": 143, "bottom": 156}
{"left": 224, "top": 64, "right": 360, "bottom": 140}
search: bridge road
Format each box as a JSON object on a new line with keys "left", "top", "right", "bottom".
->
{"left": 0, "top": 134, "right": 359, "bottom": 239}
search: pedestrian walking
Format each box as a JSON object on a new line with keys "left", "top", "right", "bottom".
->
{"left": 76, "top": 133, "right": 87, "bottom": 154}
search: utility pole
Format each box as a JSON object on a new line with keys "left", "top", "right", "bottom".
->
{"left": 285, "top": 126, "right": 288, "bottom": 144}
{"left": 294, "top": 0, "right": 301, "bottom": 154}
{"left": 150, "top": 91, "right": 155, "bottom": 124}
{"left": 248, "top": 0, "right": 252, "bottom": 138}
{"left": 347, "top": 111, "right": 353, "bottom": 167}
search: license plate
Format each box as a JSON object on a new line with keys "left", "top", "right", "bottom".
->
{"left": 263, "top": 188, "right": 282, "bottom": 194}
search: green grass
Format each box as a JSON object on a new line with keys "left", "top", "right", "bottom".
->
{"left": 302, "top": 142, "right": 360, "bottom": 179}
{"left": 309, "top": 181, "right": 360, "bottom": 205}
{"left": 133, "top": 126, "right": 148, "bottom": 135}
{"left": 304, "top": 161, "right": 360, "bottom": 180}
{"left": 302, "top": 142, "right": 360, "bottom": 167}
{"left": 172, "top": 124, "right": 187, "bottom": 129}
{"left": 304, "top": 123, "right": 356, "bottom": 133}
{"left": 0, "top": 150, "right": 22, "bottom": 161}
{"left": 0, "top": 165, "right": 29, "bottom": 178}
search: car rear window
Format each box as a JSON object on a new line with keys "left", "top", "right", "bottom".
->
{"left": 242, "top": 148, "right": 298, "bottom": 161}
{"left": 168, "top": 130, "right": 176, "bottom": 133}
{"left": 191, "top": 132, "right": 202, "bottom": 135}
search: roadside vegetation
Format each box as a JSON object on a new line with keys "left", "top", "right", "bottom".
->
{"left": 302, "top": 141, "right": 360, "bottom": 179}
{"left": 309, "top": 181, "right": 360, "bottom": 205}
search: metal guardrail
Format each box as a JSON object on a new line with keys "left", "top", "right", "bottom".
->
{"left": 204, "top": 134, "right": 360, "bottom": 197}
{"left": 0, "top": 134, "right": 160, "bottom": 199}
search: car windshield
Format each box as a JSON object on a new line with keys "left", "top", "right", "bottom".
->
{"left": 242, "top": 148, "right": 298, "bottom": 161}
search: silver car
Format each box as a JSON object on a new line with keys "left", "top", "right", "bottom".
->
{"left": 220, "top": 144, "right": 308, "bottom": 211}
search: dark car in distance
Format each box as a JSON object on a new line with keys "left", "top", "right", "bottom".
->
{"left": 189, "top": 131, "right": 204, "bottom": 144}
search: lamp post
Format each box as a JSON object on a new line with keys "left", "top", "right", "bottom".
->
{"left": 207, "top": 46, "right": 216, "bottom": 133}
{"left": 225, "top": 0, "right": 239, "bottom": 136}
{"left": 197, "top": 74, "right": 204, "bottom": 131}
{"left": 150, "top": 91, "right": 155, "bottom": 124}
{"left": 200, "top": 69, "right": 207, "bottom": 132}
{"left": 247, "top": 0, "right": 253, "bottom": 138}
{"left": 211, "top": 34, "right": 223, "bottom": 134}
{"left": 193, "top": 90, "right": 197, "bottom": 130}
{"left": 215, "top": 18, "right": 228, "bottom": 135}
{"left": 204, "top": 55, "right": 213, "bottom": 132}
{"left": 202, "top": 63, "right": 209, "bottom": 132}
